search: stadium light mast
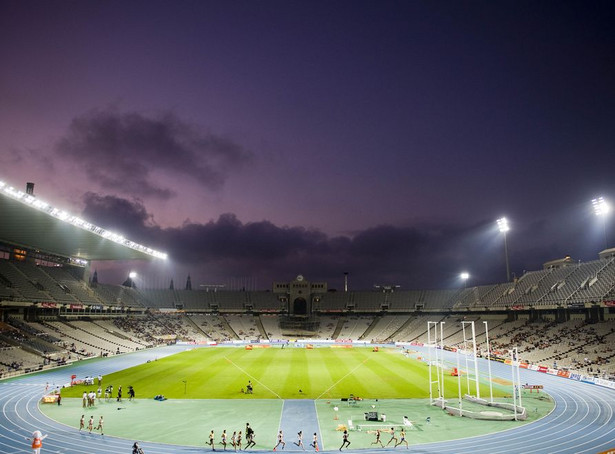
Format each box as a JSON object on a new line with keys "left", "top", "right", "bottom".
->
{"left": 592, "top": 197, "right": 611, "bottom": 249}
{"left": 497, "top": 217, "right": 511, "bottom": 282}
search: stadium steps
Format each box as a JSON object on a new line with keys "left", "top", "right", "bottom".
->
{"left": 0, "top": 331, "right": 51, "bottom": 359}
{"left": 331, "top": 318, "right": 345, "bottom": 340}
{"left": 90, "top": 319, "right": 149, "bottom": 348}
{"left": 384, "top": 316, "right": 414, "bottom": 343}
{"left": 359, "top": 316, "right": 382, "bottom": 340}
{"left": 255, "top": 315, "right": 269, "bottom": 340}
{"left": 40, "top": 320, "right": 114, "bottom": 355}
{"left": 220, "top": 315, "right": 240, "bottom": 340}
{"left": 184, "top": 315, "right": 211, "bottom": 340}
{"left": 410, "top": 315, "right": 446, "bottom": 343}
{"left": 538, "top": 328, "right": 615, "bottom": 365}
{"left": 564, "top": 258, "right": 615, "bottom": 303}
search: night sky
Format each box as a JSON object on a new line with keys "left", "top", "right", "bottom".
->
{"left": 1, "top": 1, "right": 614, "bottom": 290}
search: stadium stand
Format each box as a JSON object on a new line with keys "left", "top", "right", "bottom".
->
{"left": 2, "top": 189, "right": 615, "bottom": 381}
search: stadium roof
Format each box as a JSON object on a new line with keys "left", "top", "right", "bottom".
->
{"left": 0, "top": 181, "right": 167, "bottom": 262}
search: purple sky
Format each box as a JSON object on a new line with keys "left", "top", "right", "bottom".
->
{"left": 1, "top": 1, "right": 614, "bottom": 290}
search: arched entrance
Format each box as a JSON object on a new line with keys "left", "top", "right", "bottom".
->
{"left": 293, "top": 297, "right": 307, "bottom": 315}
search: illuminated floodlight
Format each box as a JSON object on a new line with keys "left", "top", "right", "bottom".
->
{"left": 497, "top": 217, "right": 511, "bottom": 282}
{"left": 592, "top": 197, "right": 610, "bottom": 216}
{"left": 129, "top": 271, "right": 137, "bottom": 279}
{"left": 497, "top": 217, "right": 509, "bottom": 233}
{"left": 460, "top": 272, "right": 470, "bottom": 280}
{"left": 0, "top": 180, "right": 168, "bottom": 260}
{"left": 592, "top": 197, "right": 611, "bottom": 249}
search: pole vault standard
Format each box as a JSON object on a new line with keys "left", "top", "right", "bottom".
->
{"left": 455, "top": 345, "right": 463, "bottom": 416}
{"left": 440, "top": 321, "right": 446, "bottom": 402}
{"left": 427, "top": 321, "right": 444, "bottom": 406}
{"left": 483, "top": 321, "right": 494, "bottom": 403}
{"left": 461, "top": 321, "right": 480, "bottom": 398}
{"left": 510, "top": 347, "right": 523, "bottom": 421}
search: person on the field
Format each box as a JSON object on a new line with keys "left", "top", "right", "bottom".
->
{"left": 231, "top": 431, "right": 237, "bottom": 451}
{"left": 273, "top": 430, "right": 285, "bottom": 451}
{"left": 220, "top": 429, "right": 226, "bottom": 451}
{"left": 371, "top": 429, "right": 384, "bottom": 447}
{"left": 95, "top": 415, "right": 104, "bottom": 435}
{"left": 339, "top": 430, "right": 350, "bottom": 450}
{"left": 132, "top": 442, "right": 145, "bottom": 454}
{"left": 245, "top": 423, "right": 256, "bottom": 449}
{"left": 385, "top": 427, "right": 397, "bottom": 446}
{"left": 208, "top": 430, "right": 216, "bottom": 451}
{"left": 26, "top": 430, "right": 47, "bottom": 454}
{"left": 221, "top": 430, "right": 227, "bottom": 451}
{"left": 79, "top": 414, "right": 85, "bottom": 431}
{"left": 395, "top": 429, "right": 408, "bottom": 448}
{"left": 236, "top": 431, "right": 243, "bottom": 451}
{"left": 310, "top": 433, "right": 319, "bottom": 452}
{"left": 294, "top": 431, "right": 305, "bottom": 450}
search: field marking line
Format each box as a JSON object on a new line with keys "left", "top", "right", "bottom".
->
{"left": 223, "top": 356, "right": 283, "bottom": 400}
{"left": 315, "top": 357, "right": 370, "bottom": 400}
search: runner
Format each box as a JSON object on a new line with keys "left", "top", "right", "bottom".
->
{"left": 94, "top": 416, "right": 104, "bottom": 435}
{"left": 310, "top": 433, "right": 319, "bottom": 452}
{"left": 395, "top": 429, "right": 408, "bottom": 448}
{"left": 339, "top": 430, "right": 350, "bottom": 450}
{"left": 294, "top": 431, "right": 305, "bottom": 450}
{"left": 273, "top": 430, "right": 285, "bottom": 451}
{"left": 371, "top": 429, "right": 384, "bottom": 447}
{"left": 385, "top": 427, "right": 397, "bottom": 446}
{"left": 209, "top": 430, "right": 216, "bottom": 451}
{"left": 221, "top": 429, "right": 227, "bottom": 451}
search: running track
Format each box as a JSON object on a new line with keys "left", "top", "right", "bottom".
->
{"left": 1, "top": 345, "right": 614, "bottom": 454}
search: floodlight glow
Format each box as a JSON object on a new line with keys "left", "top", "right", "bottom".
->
{"left": 497, "top": 217, "right": 509, "bottom": 233}
{"left": 0, "top": 179, "right": 168, "bottom": 260}
{"left": 460, "top": 272, "right": 470, "bottom": 280}
{"left": 592, "top": 197, "right": 610, "bottom": 216}
{"left": 129, "top": 271, "right": 137, "bottom": 279}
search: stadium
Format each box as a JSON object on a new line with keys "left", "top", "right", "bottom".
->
{"left": 1, "top": 180, "right": 615, "bottom": 454}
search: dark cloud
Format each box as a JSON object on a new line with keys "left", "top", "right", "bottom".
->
{"left": 55, "top": 108, "right": 252, "bottom": 199}
{"left": 84, "top": 193, "right": 614, "bottom": 290}
{"left": 83, "top": 193, "right": 514, "bottom": 290}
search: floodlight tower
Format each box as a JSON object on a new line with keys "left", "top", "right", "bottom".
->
{"left": 592, "top": 197, "right": 611, "bottom": 249}
{"left": 497, "top": 217, "right": 511, "bottom": 282}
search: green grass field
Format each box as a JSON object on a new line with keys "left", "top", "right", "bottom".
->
{"left": 61, "top": 346, "right": 507, "bottom": 400}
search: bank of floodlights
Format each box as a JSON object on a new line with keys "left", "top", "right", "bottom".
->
{"left": 0, "top": 180, "right": 167, "bottom": 260}
{"left": 592, "top": 197, "right": 611, "bottom": 249}
{"left": 496, "top": 217, "right": 509, "bottom": 233}
{"left": 592, "top": 197, "right": 610, "bottom": 217}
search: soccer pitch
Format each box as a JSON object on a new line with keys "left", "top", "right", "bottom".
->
{"left": 60, "top": 345, "right": 505, "bottom": 400}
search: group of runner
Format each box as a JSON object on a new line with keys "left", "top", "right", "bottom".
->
{"left": 208, "top": 423, "right": 256, "bottom": 451}
{"left": 207, "top": 425, "right": 409, "bottom": 451}
{"left": 274, "top": 430, "right": 320, "bottom": 452}
{"left": 208, "top": 426, "right": 321, "bottom": 452}
{"left": 370, "top": 427, "right": 409, "bottom": 448}
{"left": 78, "top": 415, "right": 104, "bottom": 435}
